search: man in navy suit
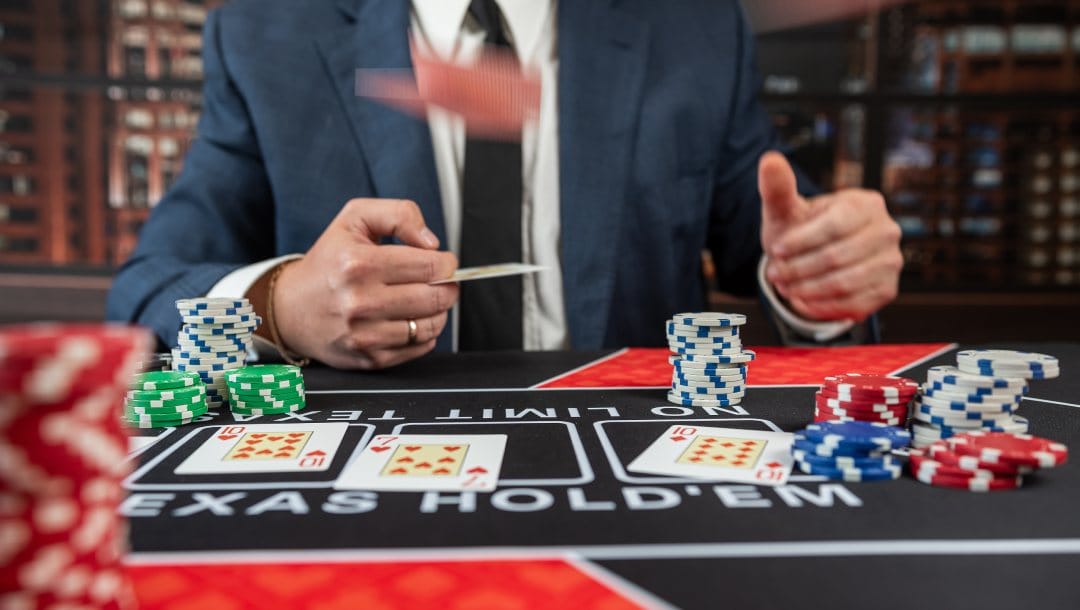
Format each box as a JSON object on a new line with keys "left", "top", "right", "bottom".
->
{"left": 107, "top": 0, "right": 903, "bottom": 369}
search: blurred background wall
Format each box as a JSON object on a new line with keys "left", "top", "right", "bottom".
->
{"left": 1, "top": 0, "right": 1078, "bottom": 342}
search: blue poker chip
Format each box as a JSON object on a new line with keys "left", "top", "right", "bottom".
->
{"left": 666, "top": 324, "right": 740, "bottom": 339}
{"left": 792, "top": 449, "right": 897, "bottom": 470}
{"left": 792, "top": 438, "right": 890, "bottom": 458}
{"left": 800, "top": 421, "right": 911, "bottom": 451}
{"left": 794, "top": 459, "right": 902, "bottom": 482}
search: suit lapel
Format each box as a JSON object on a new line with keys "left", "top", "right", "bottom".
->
{"left": 558, "top": 0, "right": 649, "bottom": 348}
{"left": 315, "top": 0, "right": 446, "bottom": 245}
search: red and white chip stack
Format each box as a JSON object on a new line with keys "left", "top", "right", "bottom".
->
{"left": 0, "top": 324, "right": 151, "bottom": 610}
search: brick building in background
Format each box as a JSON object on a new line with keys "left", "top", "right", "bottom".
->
{"left": 0, "top": 0, "right": 219, "bottom": 268}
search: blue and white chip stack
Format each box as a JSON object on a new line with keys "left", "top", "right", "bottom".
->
{"left": 910, "top": 350, "right": 1059, "bottom": 448}
{"left": 172, "top": 297, "right": 260, "bottom": 410}
{"left": 666, "top": 312, "right": 755, "bottom": 408}
{"left": 792, "top": 421, "right": 909, "bottom": 482}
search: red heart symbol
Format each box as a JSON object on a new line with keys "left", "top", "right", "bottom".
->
{"left": 405, "top": 446, "right": 421, "bottom": 452}
{"left": 233, "top": 454, "right": 250, "bottom": 459}
{"left": 268, "top": 436, "right": 283, "bottom": 441}
{"left": 433, "top": 468, "right": 451, "bottom": 475}
{"left": 438, "top": 457, "right": 455, "bottom": 463}
{"left": 245, "top": 440, "right": 260, "bottom": 446}
{"left": 397, "top": 457, "right": 414, "bottom": 463}
{"left": 284, "top": 439, "right": 300, "bottom": 444}
{"left": 371, "top": 446, "right": 390, "bottom": 453}
{"left": 443, "top": 446, "right": 461, "bottom": 452}
{"left": 390, "top": 468, "right": 407, "bottom": 475}
{"left": 416, "top": 462, "right": 432, "bottom": 469}
{"left": 288, "top": 433, "right": 305, "bottom": 438}
{"left": 257, "top": 450, "right": 273, "bottom": 455}
{"left": 251, "top": 434, "right": 267, "bottom": 438}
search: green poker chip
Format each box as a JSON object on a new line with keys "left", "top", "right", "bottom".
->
{"left": 125, "top": 393, "right": 206, "bottom": 409}
{"left": 130, "top": 370, "right": 201, "bottom": 391}
{"left": 126, "top": 384, "right": 206, "bottom": 403}
{"left": 225, "top": 364, "right": 302, "bottom": 384}
{"left": 124, "top": 400, "right": 207, "bottom": 416}
{"left": 229, "top": 401, "right": 305, "bottom": 416}
{"left": 229, "top": 385, "right": 305, "bottom": 402}
{"left": 123, "top": 407, "right": 207, "bottom": 428}
{"left": 227, "top": 376, "right": 304, "bottom": 392}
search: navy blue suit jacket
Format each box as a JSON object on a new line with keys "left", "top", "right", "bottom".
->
{"left": 107, "top": 0, "right": 818, "bottom": 351}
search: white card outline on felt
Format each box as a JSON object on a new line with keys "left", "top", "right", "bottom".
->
{"left": 334, "top": 434, "right": 508, "bottom": 492}
{"left": 627, "top": 425, "right": 794, "bottom": 486}
{"left": 430, "top": 263, "right": 546, "bottom": 285}
{"left": 174, "top": 423, "right": 349, "bottom": 474}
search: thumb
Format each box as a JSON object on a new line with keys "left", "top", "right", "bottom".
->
{"left": 758, "top": 151, "right": 806, "bottom": 228}
{"left": 340, "top": 198, "right": 441, "bottom": 249}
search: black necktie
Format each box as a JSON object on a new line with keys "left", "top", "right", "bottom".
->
{"left": 458, "top": 0, "right": 523, "bottom": 350}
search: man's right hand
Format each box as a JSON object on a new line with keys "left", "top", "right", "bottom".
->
{"left": 272, "top": 199, "right": 459, "bottom": 370}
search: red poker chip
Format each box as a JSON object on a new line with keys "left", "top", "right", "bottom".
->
{"left": 818, "top": 387, "right": 912, "bottom": 406}
{"left": 813, "top": 408, "right": 903, "bottom": 426}
{"left": 822, "top": 373, "right": 919, "bottom": 400}
{"left": 914, "top": 469, "right": 1023, "bottom": 491}
{"left": 815, "top": 405, "right": 905, "bottom": 423}
{"left": 909, "top": 448, "right": 999, "bottom": 480}
{"left": 947, "top": 431, "right": 1068, "bottom": 469}
{"left": 815, "top": 394, "right": 910, "bottom": 414}
{"left": 925, "top": 441, "right": 1029, "bottom": 476}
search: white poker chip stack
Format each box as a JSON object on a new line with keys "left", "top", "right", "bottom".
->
{"left": 172, "top": 297, "right": 260, "bottom": 409}
{"left": 665, "top": 312, "right": 755, "bottom": 408}
{"left": 909, "top": 350, "right": 1059, "bottom": 449}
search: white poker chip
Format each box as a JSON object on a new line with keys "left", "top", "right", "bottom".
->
{"left": 669, "top": 346, "right": 744, "bottom": 357}
{"left": 956, "top": 349, "right": 1059, "bottom": 368}
{"left": 670, "top": 350, "right": 756, "bottom": 364}
{"left": 177, "top": 305, "right": 255, "bottom": 317}
{"left": 176, "top": 297, "right": 250, "bottom": 310}
{"left": 180, "top": 313, "right": 261, "bottom": 325}
{"left": 666, "top": 392, "right": 743, "bottom": 407}
{"left": 925, "top": 366, "right": 1028, "bottom": 391}
{"left": 670, "top": 383, "right": 745, "bottom": 397}
{"left": 670, "top": 312, "right": 747, "bottom": 327}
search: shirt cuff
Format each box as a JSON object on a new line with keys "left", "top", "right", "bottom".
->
{"left": 757, "top": 256, "right": 855, "bottom": 343}
{"left": 206, "top": 255, "right": 303, "bottom": 361}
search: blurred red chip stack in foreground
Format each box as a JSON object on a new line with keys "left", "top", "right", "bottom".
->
{"left": 0, "top": 324, "right": 151, "bottom": 610}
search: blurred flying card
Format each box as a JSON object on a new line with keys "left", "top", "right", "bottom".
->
{"left": 175, "top": 423, "right": 348, "bottom": 474}
{"left": 356, "top": 42, "right": 540, "bottom": 140}
{"left": 335, "top": 434, "right": 507, "bottom": 492}
{"left": 628, "top": 425, "right": 793, "bottom": 486}
{"left": 431, "top": 263, "right": 546, "bottom": 285}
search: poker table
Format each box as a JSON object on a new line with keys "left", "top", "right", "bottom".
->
{"left": 122, "top": 342, "right": 1080, "bottom": 610}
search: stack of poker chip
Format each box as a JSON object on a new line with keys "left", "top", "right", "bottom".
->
{"left": 124, "top": 370, "right": 207, "bottom": 428}
{"left": 814, "top": 373, "right": 918, "bottom": 426}
{"left": 173, "top": 297, "right": 261, "bottom": 409}
{"left": 910, "top": 431, "right": 1067, "bottom": 492}
{"left": 792, "top": 421, "right": 910, "bottom": 482}
{"left": 225, "top": 364, "right": 306, "bottom": 416}
{"left": 910, "top": 365, "right": 1029, "bottom": 448}
{"left": 666, "top": 312, "right": 754, "bottom": 408}
{"left": 0, "top": 324, "right": 150, "bottom": 610}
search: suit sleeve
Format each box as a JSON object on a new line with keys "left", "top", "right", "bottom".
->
{"left": 106, "top": 9, "right": 276, "bottom": 347}
{"left": 704, "top": 1, "right": 818, "bottom": 297}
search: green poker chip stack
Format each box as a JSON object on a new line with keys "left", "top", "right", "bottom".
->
{"left": 225, "top": 364, "right": 306, "bottom": 416}
{"left": 124, "top": 370, "right": 208, "bottom": 428}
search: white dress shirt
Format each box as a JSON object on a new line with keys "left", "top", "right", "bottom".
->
{"left": 208, "top": 0, "right": 853, "bottom": 351}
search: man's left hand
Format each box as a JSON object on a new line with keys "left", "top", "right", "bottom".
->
{"left": 758, "top": 151, "right": 904, "bottom": 322}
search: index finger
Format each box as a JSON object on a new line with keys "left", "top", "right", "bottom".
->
{"left": 377, "top": 245, "right": 459, "bottom": 284}
{"left": 773, "top": 197, "right": 870, "bottom": 258}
